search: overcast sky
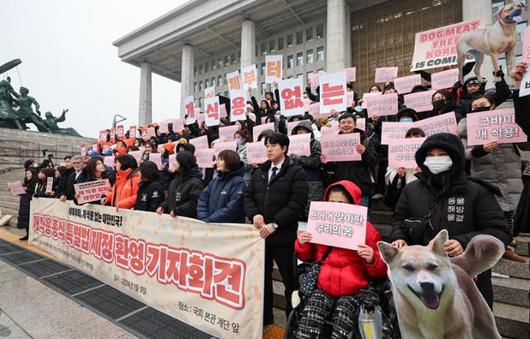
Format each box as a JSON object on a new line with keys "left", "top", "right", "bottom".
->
{"left": 0, "top": 0, "right": 188, "bottom": 138}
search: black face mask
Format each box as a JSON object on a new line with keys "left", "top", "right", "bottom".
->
{"left": 472, "top": 106, "right": 491, "bottom": 113}
{"left": 432, "top": 100, "right": 446, "bottom": 112}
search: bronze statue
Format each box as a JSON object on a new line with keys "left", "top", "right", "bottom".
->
{"left": 17, "top": 87, "right": 51, "bottom": 132}
{"left": 0, "top": 76, "right": 23, "bottom": 129}
{"left": 42, "top": 109, "right": 81, "bottom": 136}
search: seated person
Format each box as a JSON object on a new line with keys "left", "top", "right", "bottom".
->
{"left": 295, "top": 180, "right": 387, "bottom": 339}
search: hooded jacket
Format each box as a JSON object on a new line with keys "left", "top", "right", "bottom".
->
{"left": 291, "top": 120, "right": 322, "bottom": 182}
{"left": 295, "top": 181, "right": 387, "bottom": 298}
{"left": 244, "top": 157, "right": 308, "bottom": 246}
{"left": 134, "top": 180, "right": 165, "bottom": 212}
{"left": 458, "top": 76, "right": 511, "bottom": 113}
{"left": 161, "top": 151, "right": 204, "bottom": 218}
{"left": 197, "top": 162, "right": 246, "bottom": 223}
{"left": 390, "top": 133, "right": 511, "bottom": 248}
{"left": 106, "top": 168, "right": 141, "bottom": 209}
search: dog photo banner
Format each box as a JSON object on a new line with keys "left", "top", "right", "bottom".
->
{"left": 411, "top": 19, "right": 481, "bottom": 71}
{"left": 466, "top": 108, "right": 528, "bottom": 145}
{"left": 29, "top": 199, "right": 265, "bottom": 339}
{"left": 307, "top": 201, "right": 367, "bottom": 250}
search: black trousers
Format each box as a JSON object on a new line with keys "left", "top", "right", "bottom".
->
{"left": 264, "top": 244, "right": 296, "bottom": 326}
{"left": 476, "top": 269, "right": 493, "bottom": 309}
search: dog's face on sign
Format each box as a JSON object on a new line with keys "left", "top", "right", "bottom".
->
{"left": 497, "top": 1, "right": 527, "bottom": 25}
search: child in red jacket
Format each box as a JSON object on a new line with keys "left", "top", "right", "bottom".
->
{"left": 295, "top": 180, "right": 387, "bottom": 339}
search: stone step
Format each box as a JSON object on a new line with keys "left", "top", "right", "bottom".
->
{"left": 494, "top": 302, "right": 530, "bottom": 339}
{"left": 0, "top": 200, "right": 19, "bottom": 211}
{"left": 493, "top": 276, "right": 530, "bottom": 308}
{"left": 369, "top": 210, "right": 393, "bottom": 226}
{"left": 514, "top": 235, "right": 530, "bottom": 257}
{"left": 493, "top": 256, "right": 530, "bottom": 280}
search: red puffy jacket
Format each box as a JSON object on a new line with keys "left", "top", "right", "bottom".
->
{"left": 295, "top": 180, "right": 387, "bottom": 298}
{"left": 106, "top": 168, "right": 140, "bottom": 209}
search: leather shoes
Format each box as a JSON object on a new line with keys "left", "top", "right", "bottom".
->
{"left": 19, "top": 235, "right": 28, "bottom": 241}
{"left": 503, "top": 249, "right": 526, "bottom": 263}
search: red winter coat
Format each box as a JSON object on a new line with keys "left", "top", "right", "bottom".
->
{"left": 295, "top": 180, "right": 387, "bottom": 298}
{"left": 106, "top": 168, "right": 140, "bottom": 209}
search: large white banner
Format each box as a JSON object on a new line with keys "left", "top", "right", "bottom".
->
{"left": 29, "top": 199, "right": 264, "bottom": 339}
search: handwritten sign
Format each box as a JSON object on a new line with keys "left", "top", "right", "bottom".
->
{"left": 265, "top": 55, "right": 283, "bottom": 83}
{"left": 393, "top": 74, "right": 422, "bottom": 94}
{"left": 388, "top": 138, "right": 426, "bottom": 169}
{"left": 321, "top": 133, "right": 361, "bottom": 162}
{"left": 278, "top": 78, "right": 304, "bottom": 117}
{"left": 404, "top": 90, "right": 436, "bottom": 112}
{"left": 196, "top": 148, "right": 215, "bottom": 168}
{"left": 184, "top": 96, "right": 196, "bottom": 124}
{"left": 190, "top": 135, "right": 209, "bottom": 150}
{"left": 411, "top": 19, "right": 482, "bottom": 71}
{"left": 246, "top": 141, "right": 267, "bottom": 164}
{"left": 226, "top": 71, "right": 242, "bottom": 91}
{"left": 8, "top": 181, "right": 25, "bottom": 196}
{"left": 319, "top": 71, "right": 347, "bottom": 114}
{"left": 466, "top": 108, "right": 528, "bottom": 145}
{"left": 219, "top": 125, "right": 239, "bottom": 141}
{"left": 74, "top": 179, "right": 110, "bottom": 204}
{"left": 205, "top": 95, "right": 220, "bottom": 127}
{"left": 381, "top": 122, "right": 416, "bottom": 145}
{"left": 375, "top": 67, "right": 398, "bottom": 83}
{"left": 361, "top": 92, "right": 381, "bottom": 109}
{"left": 307, "top": 202, "right": 367, "bottom": 250}
{"left": 365, "top": 93, "right": 398, "bottom": 117}
{"left": 431, "top": 68, "right": 459, "bottom": 90}
{"left": 288, "top": 134, "right": 311, "bottom": 156}
{"left": 241, "top": 64, "right": 258, "bottom": 89}
{"left": 253, "top": 122, "right": 275, "bottom": 142}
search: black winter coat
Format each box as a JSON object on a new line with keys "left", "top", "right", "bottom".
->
{"left": 161, "top": 167, "right": 204, "bottom": 218}
{"left": 244, "top": 158, "right": 308, "bottom": 246}
{"left": 514, "top": 90, "right": 530, "bottom": 234}
{"left": 135, "top": 181, "right": 165, "bottom": 212}
{"left": 17, "top": 180, "right": 37, "bottom": 229}
{"left": 55, "top": 167, "right": 74, "bottom": 198}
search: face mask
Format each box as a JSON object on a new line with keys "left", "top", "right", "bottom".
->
{"left": 354, "top": 106, "right": 363, "bottom": 113}
{"left": 472, "top": 106, "right": 491, "bottom": 113}
{"left": 432, "top": 100, "right": 445, "bottom": 112}
{"left": 235, "top": 138, "right": 243, "bottom": 147}
{"left": 400, "top": 117, "right": 413, "bottom": 123}
{"left": 424, "top": 155, "right": 453, "bottom": 175}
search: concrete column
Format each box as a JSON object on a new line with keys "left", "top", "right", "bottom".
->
{"left": 462, "top": 0, "right": 495, "bottom": 85}
{"left": 180, "top": 44, "right": 194, "bottom": 117}
{"left": 138, "top": 62, "right": 152, "bottom": 126}
{"left": 326, "top": 0, "right": 347, "bottom": 72}
{"left": 241, "top": 20, "right": 256, "bottom": 68}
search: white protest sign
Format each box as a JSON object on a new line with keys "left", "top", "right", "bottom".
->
{"left": 319, "top": 72, "right": 347, "bottom": 114}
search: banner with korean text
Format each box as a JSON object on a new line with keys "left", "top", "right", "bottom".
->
{"left": 466, "top": 108, "right": 528, "bottom": 145}
{"left": 29, "top": 199, "right": 265, "bottom": 339}
{"left": 265, "top": 55, "right": 283, "bottom": 83}
{"left": 278, "top": 78, "right": 305, "bottom": 117}
{"left": 319, "top": 71, "right": 347, "bottom": 114}
{"left": 388, "top": 138, "right": 426, "bottom": 169}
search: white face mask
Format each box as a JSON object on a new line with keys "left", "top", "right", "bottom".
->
{"left": 424, "top": 155, "right": 453, "bottom": 174}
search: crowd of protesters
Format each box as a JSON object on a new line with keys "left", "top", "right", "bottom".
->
{"left": 12, "top": 61, "right": 530, "bottom": 337}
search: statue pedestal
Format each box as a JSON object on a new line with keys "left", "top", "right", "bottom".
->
{"left": 0, "top": 128, "right": 95, "bottom": 168}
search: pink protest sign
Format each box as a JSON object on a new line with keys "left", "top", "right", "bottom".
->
{"left": 226, "top": 71, "right": 242, "bottom": 91}
{"left": 213, "top": 141, "right": 237, "bottom": 155}
{"left": 393, "top": 74, "right": 422, "bottom": 94}
{"left": 381, "top": 121, "right": 415, "bottom": 145}
{"left": 145, "top": 127, "right": 156, "bottom": 139}
{"left": 74, "top": 179, "right": 110, "bottom": 204}
{"left": 416, "top": 111, "right": 458, "bottom": 137}
{"left": 265, "top": 55, "right": 283, "bottom": 83}
{"left": 149, "top": 153, "right": 164, "bottom": 170}
{"left": 404, "top": 90, "right": 436, "bottom": 112}
{"left": 520, "top": 25, "right": 530, "bottom": 97}
{"left": 8, "top": 181, "right": 25, "bottom": 196}
{"left": 168, "top": 118, "right": 183, "bottom": 132}
{"left": 205, "top": 96, "right": 220, "bottom": 127}
{"left": 230, "top": 89, "right": 247, "bottom": 122}
{"left": 346, "top": 91, "right": 354, "bottom": 108}
{"left": 431, "top": 68, "right": 459, "bottom": 90}
{"left": 158, "top": 120, "right": 169, "bottom": 134}
{"left": 190, "top": 135, "right": 209, "bottom": 149}
{"left": 103, "top": 156, "right": 114, "bottom": 168}
{"left": 345, "top": 67, "right": 356, "bottom": 82}
{"left": 466, "top": 108, "right": 528, "bottom": 146}
{"left": 365, "top": 93, "right": 398, "bottom": 117}
{"left": 288, "top": 134, "right": 311, "bottom": 156}
{"left": 278, "top": 78, "right": 305, "bottom": 117}
{"left": 128, "top": 150, "right": 143, "bottom": 164}
{"left": 321, "top": 125, "right": 340, "bottom": 136}
{"left": 253, "top": 122, "right": 275, "bottom": 142}
{"left": 321, "top": 133, "right": 361, "bottom": 162}
{"left": 375, "top": 67, "right": 398, "bottom": 83}
{"left": 308, "top": 102, "right": 325, "bottom": 118}
{"left": 388, "top": 138, "right": 426, "bottom": 169}
{"left": 287, "top": 121, "right": 299, "bottom": 135}
{"left": 116, "top": 125, "right": 125, "bottom": 139}
{"left": 219, "top": 103, "right": 228, "bottom": 119}
{"left": 307, "top": 201, "right": 367, "bottom": 250}
{"left": 168, "top": 153, "right": 177, "bottom": 171}
{"left": 219, "top": 125, "right": 239, "bottom": 140}
{"left": 356, "top": 118, "right": 366, "bottom": 131}
{"left": 246, "top": 141, "right": 268, "bottom": 164}
{"left": 319, "top": 72, "right": 347, "bottom": 114}
{"left": 80, "top": 145, "right": 87, "bottom": 156}
{"left": 361, "top": 92, "right": 381, "bottom": 109}
{"left": 196, "top": 148, "right": 215, "bottom": 168}
{"left": 241, "top": 64, "right": 258, "bottom": 90}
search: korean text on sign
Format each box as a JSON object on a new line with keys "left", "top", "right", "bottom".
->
{"left": 74, "top": 179, "right": 110, "bottom": 204}
{"left": 387, "top": 138, "right": 426, "bottom": 169}
{"left": 321, "top": 133, "right": 361, "bottom": 162}
{"left": 319, "top": 71, "right": 347, "bottom": 114}
{"left": 278, "top": 78, "right": 304, "bottom": 117}
{"left": 466, "top": 108, "right": 528, "bottom": 145}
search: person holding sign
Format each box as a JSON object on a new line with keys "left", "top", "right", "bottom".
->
{"left": 101, "top": 155, "right": 140, "bottom": 210}
{"left": 134, "top": 161, "right": 165, "bottom": 212}
{"left": 33, "top": 168, "right": 56, "bottom": 198}
{"left": 321, "top": 113, "right": 379, "bottom": 206}
{"left": 197, "top": 150, "right": 246, "bottom": 223}
{"left": 17, "top": 168, "right": 37, "bottom": 240}
{"left": 295, "top": 181, "right": 387, "bottom": 338}
{"left": 390, "top": 133, "right": 511, "bottom": 308}
{"left": 243, "top": 132, "right": 308, "bottom": 327}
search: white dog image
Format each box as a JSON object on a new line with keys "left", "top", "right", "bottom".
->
{"left": 457, "top": 1, "right": 527, "bottom": 81}
{"left": 378, "top": 230, "right": 503, "bottom": 339}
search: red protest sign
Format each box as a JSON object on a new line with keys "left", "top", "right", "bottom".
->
{"left": 116, "top": 125, "right": 125, "bottom": 139}
{"left": 307, "top": 202, "right": 367, "bottom": 250}
{"left": 278, "top": 78, "right": 304, "bottom": 117}
{"left": 98, "top": 130, "right": 108, "bottom": 143}
{"left": 365, "top": 93, "right": 398, "bottom": 117}
{"left": 74, "top": 179, "right": 110, "bottom": 204}
{"left": 466, "top": 108, "right": 528, "bottom": 145}
{"left": 321, "top": 133, "right": 362, "bottom": 162}
{"left": 404, "top": 90, "right": 436, "bottom": 112}
{"left": 230, "top": 89, "right": 247, "bottom": 122}
{"left": 388, "top": 138, "right": 426, "bottom": 169}
{"left": 393, "top": 74, "right": 422, "bottom": 94}
{"left": 288, "top": 134, "right": 311, "bottom": 156}
{"left": 375, "top": 67, "right": 398, "bottom": 83}
{"left": 319, "top": 71, "right": 347, "bottom": 114}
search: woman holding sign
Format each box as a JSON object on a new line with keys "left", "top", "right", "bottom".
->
{"left": 295, "top": 180, "right": 387, "bottom": 338}
{"left": 101, "top": 155, "right": 140, "bottom": 210}
{"left": 17, "top": 168, "right": 38, "bottom": 241}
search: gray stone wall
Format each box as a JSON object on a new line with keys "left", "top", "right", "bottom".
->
{"left": 0, "top": 128, "right": 95, "bottom": 167}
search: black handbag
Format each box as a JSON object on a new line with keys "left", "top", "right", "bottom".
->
{"left": 398, "top": 202, "right": 436, "bottom": 245}
{"left": 297, "top": 247, "right": 333, "bottom": 297}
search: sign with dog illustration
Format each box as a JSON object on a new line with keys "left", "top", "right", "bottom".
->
{"left": 307, "top": 202, "right": 367, "bottom": 250}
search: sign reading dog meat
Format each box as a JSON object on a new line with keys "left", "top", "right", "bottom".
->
{"left": 388, "top": 138, "right": 426, "bottom": 169}
{"left": 321, "top": 133, "right": 361, "bottom": 162}
{"left": 466, "top": 108, "right": 528, "bottom": 145}
{"left": 307, "top": 201, "right": 367, "bottom": 250}
{"left": 411, "top": 19, "right": 481, "bottom": 71}
{"left": 74, "top": 179, "right": 110, "bottom": 204}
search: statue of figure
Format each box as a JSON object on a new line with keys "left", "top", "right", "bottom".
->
{"left": 42, "top": 109, "right": 81, "bottom": 136}
{"left": 16, "top": 87, "right": 50, "bottom": 132}
{"left": 0, "top": 77, "right": 24, "bottom": 129}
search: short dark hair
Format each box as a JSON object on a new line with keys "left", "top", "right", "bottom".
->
{"left": 116, "top": 154, "right": 138, "bottom": 171}
{"left": 266, "top": 132, "right": 290, "bottom": 155}
{"left": 85, "top": 158, "right": 103, "bottom": 180}
{"left": 234, "top": 129, "right": 251, "bottom": 143}
{"left": 339, "top": 112, "right": 357, "bottom": 123}
{"left": 139, "top": 161, "right": 160, "bottom": 182}
{"left": 63, "top": 155, "right": 72, "bottom": 161}
{"left": 405, "top": 127, "right": 426, "bottom": 138}
{"left": 218, "top": 150, "right": 241, "bottom": 172}
{"left": 258, "top": 129, "right": 274, "bottom": 143}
